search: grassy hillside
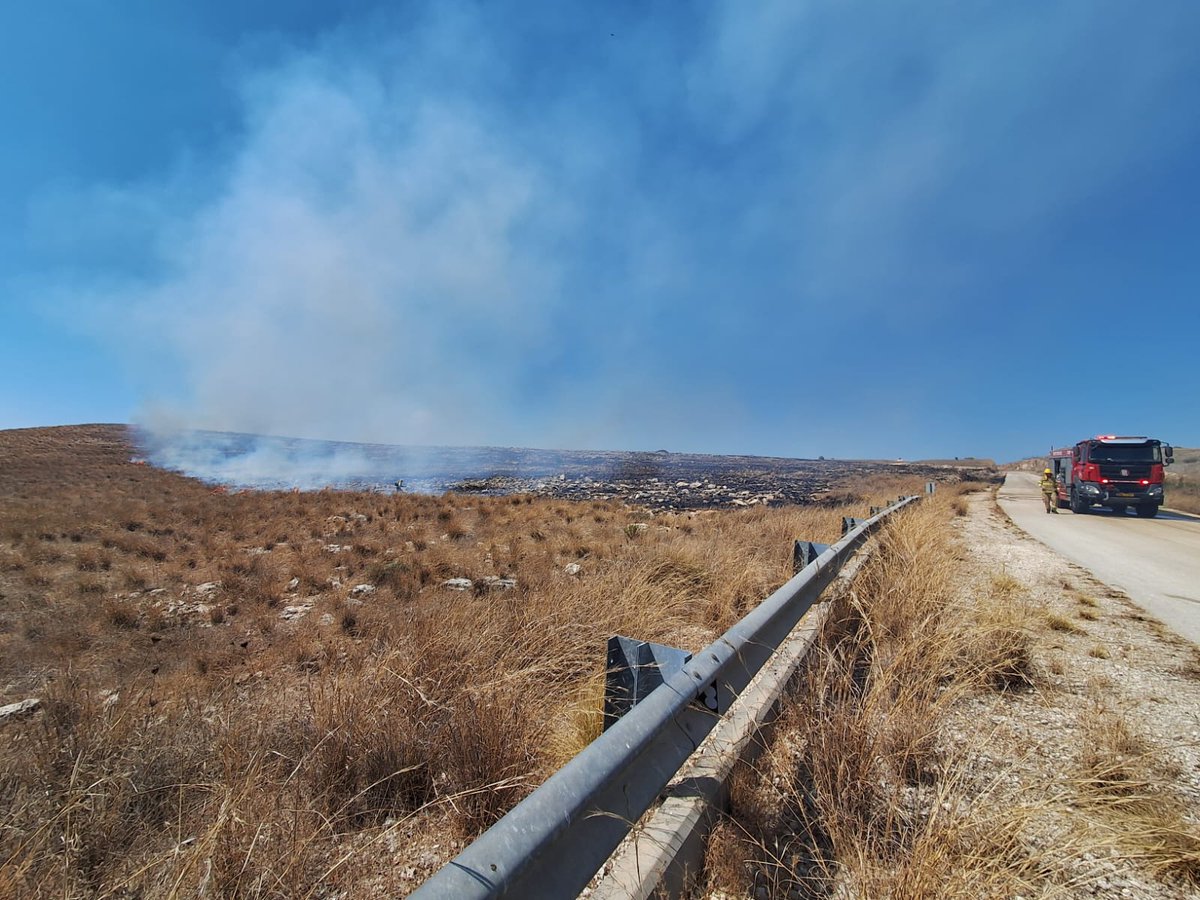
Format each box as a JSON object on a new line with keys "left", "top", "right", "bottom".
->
{"left": 0, "top": 425, "right": 936, "bottom": 897}
{"left": 1166, "top": 446, "right": 1200, "bottom": 514}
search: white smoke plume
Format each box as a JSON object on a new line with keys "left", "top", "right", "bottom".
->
{"left": 37, "top": 1, "right": 1200, "bottom": 469}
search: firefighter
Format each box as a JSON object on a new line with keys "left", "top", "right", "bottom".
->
{"left": 1039, "top": 467, "right": 1058, "bottom": 514}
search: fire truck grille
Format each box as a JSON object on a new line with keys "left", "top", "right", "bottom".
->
{"left": 1098, "top": 463, "right": 1151, "bottom": 480}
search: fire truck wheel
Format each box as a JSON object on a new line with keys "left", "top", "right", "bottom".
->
{"left": 1135, "top": 503, "right": 1159, "bottom": 518}
{"left": 1070, "top": 490, "right": 1088, "bottom": 514}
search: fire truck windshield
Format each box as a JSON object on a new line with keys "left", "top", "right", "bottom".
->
{"left": 1088, "top": 443, "right": 1159, "bottom": 463}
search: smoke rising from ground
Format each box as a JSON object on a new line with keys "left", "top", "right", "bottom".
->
{"left": 37, "top": 1, "right": 1200, "bottom": 463}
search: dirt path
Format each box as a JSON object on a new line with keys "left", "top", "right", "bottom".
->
{"left": 948, "top": 488, "right": 1200, "bottom": 898}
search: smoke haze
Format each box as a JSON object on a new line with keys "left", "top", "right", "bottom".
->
{"left": 28, "top": 1, "right": 1200, "bottom": 461}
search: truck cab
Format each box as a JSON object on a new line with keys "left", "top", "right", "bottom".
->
{"left": 1050, "top": 435, "right": 1172, "bottom": 518}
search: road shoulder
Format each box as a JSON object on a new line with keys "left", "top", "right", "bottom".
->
{"left": 947, "top": 489, "right": 1200, "bottom": 899}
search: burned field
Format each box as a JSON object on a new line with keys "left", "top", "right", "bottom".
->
{"left": 138, "top": 427, "right": 966, "bottom": 510}
{"left": 0, "top": 425, "right": 963, "bottom": 897}
{"left": 448, "top": 451, "right": 934, "bottom": 509}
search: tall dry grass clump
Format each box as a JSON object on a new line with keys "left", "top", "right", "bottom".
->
{"left": 705, "top": 490, "right": 1048, "bottom": 898}
{"left": 1073, "top": 704, "right": 1200, "bottom": 886}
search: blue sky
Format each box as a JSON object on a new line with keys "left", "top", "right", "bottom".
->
{"left": 2, "top": 1, "right": 1198, "bottom": 461}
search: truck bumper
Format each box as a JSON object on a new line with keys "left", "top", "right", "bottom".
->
{"left": 1081, "top": 485, "right": 1163, "bottom": 506}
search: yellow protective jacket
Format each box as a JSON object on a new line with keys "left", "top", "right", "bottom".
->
{"left": 1039, "top": 475, "right": 1056, "bottom": 495}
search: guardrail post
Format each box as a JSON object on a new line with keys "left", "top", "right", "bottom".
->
{"left": 841, "top": 516, "right": 866, "bottom": 536}
{"left": 604, "top": 636, "right": 692, "bottom": 731}
{"left": 925, "top": 481, "right": 936, "bottom": 496}
{"left": 792, "top": 540, "right": 830, "bottom": 574}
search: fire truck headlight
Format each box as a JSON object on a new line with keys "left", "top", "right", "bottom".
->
{"left": 1080, "top": 483, "right": 1101, "bottom": 495}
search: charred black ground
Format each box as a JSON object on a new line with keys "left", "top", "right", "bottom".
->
{"left": 133, "top": 426, "right": 994, "bottom": 510}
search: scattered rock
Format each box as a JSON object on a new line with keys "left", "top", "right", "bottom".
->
{"left": 286, "top": 577, "right": 300, "bottom": 591}
{"left": 565, "top": 563, "right": 583, "bottom": 577}
{"left": 0, "top": 698, "right": 42, "bottom": 724}
{"left": 194, "top": 582, "right": 220, "bottom": 595}
{"left": 349, "top": 583, "right": 376, "bottom": 598}
{"left": 319, "top": 613, "right": 335, "bottom": 627}
{"left": 442, "top": 578, "right": 474, "bottom": 592}
{"left": 279, "top": 603, "right": 313, "bottom": 621}
{"left": 480, "top": 576, "right": 517, "bottom": 591}
{"left": 323, "top": 544, "right": 349, "bottom": 553}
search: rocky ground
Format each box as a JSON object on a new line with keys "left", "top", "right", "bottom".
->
{"left": 447, "top": 457, "right": 975, "bottom": 511}
{"left": 944, "top": 489, "right": 1200, "bottom": 898}
{"left": 138, "top": 427, "right": 990, "bottom": 511}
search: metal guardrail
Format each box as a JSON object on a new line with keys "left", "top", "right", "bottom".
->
{"left": 410, "top": 496, "right": 920, "bottom": 899}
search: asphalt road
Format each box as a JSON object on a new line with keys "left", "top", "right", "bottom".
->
{"left": 997, "top": 472, "right": 1200, "bottom": 645}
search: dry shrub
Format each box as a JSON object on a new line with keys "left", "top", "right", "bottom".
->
{"left": 221, "top": 554, "right": 286, "bottom": 608}
{"left": 707, "top": 498, "right": 1047, "bottom": 898}
{"left": 961, "top": 581, "right": 1037, "bottom": 691}
{"left": 307, "top": 662, "right": 439, "bottom": 826}
{"left": 101, "top": 595, "right": 139, "bottom": 628}
{"left": 1072, "top": 590, "right": 1100, "bottom": 608}
{"left": 1075, "top": 706, "right": 1200, "bottom": 886}
{"left": 74, "top": 547, "right": 111, "bottom": 572}
{"left": 544, "top": 670, "right": 606, "bottom": 769}
{"left": 1045, "top": 612, "right": 1085, "bottom": 634}
{"left": 0, "top": 674, "right": 219, "bottom": 897}
{"left": 440, "top": 687, "right": 543, "bottom": 835}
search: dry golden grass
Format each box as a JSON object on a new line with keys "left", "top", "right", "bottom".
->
{"left": 704, "top": 483, "right": 1200, "bottom": 899}
{"left": 1045, "top": 612, "right": 1086, "bottom": 634}
{"left": 0, "top": 425, "right": 934, "bottom": 897}
{"left": 703, "top": 490, "right": 1052, "bottom": 898}
{"left": 1074, "top": 706, "right": 1200, "bottom": 886}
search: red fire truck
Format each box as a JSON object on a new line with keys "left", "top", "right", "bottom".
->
{"left": 1049, "top": 435, "right": 1174, "bottom": 517}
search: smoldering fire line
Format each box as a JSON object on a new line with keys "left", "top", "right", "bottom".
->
{"left": 134, "top": 427, "right": 984, "bottom": 510}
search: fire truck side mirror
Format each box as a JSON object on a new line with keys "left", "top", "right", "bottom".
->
{"left": 1164, "top": 445, "right": 1174, "bottom": 465}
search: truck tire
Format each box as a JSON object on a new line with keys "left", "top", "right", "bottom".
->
{"left": 1135, "top": 504, "right": 1159, "bottom": 518}
{"left": 1070, "top": 490, "right": 1088, "bottom": 514}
